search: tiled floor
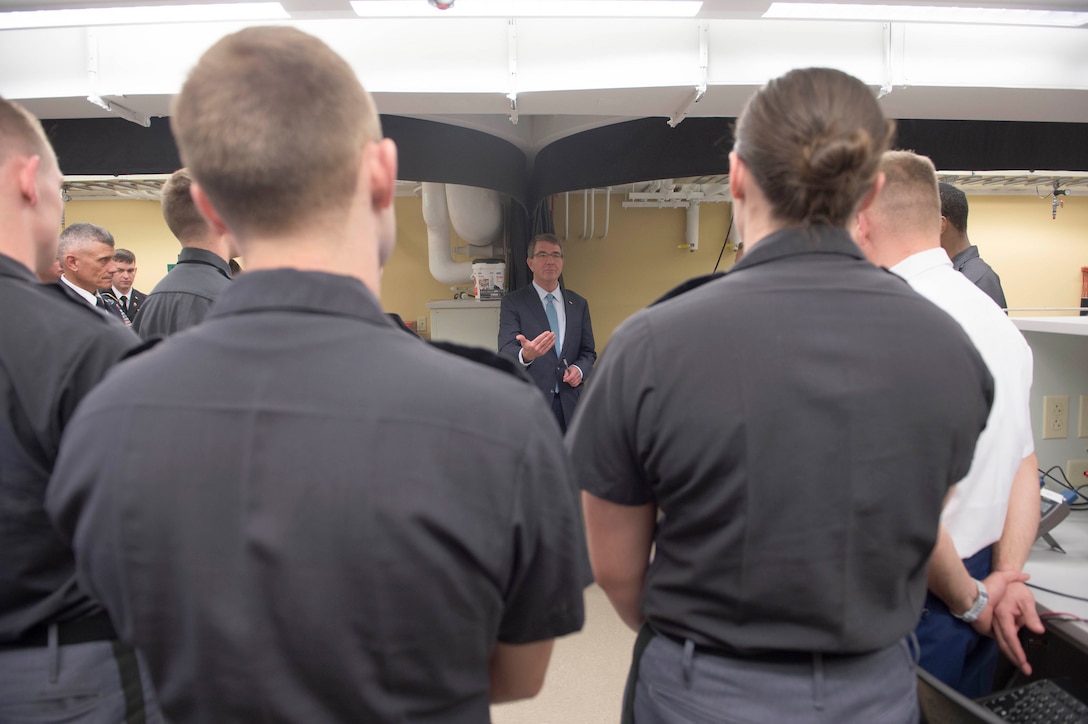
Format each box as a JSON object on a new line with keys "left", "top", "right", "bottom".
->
{"left": 491, "top": 585, "right": 636, "bottom": 724}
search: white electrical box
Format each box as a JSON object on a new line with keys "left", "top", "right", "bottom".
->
{"left": 427, "top": 300, "right": 502, "bottom": 351}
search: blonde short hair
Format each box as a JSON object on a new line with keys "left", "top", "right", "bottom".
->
{"left": 875, "top": 151, "right": 942, "bottom": 236}
{"left": 170, "top": 27, "right": 382, "bottom": 237}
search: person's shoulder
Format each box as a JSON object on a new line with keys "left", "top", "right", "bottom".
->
{"left": 429, "top": 340, "right": 533, "bottom": 385}
{"left": 561, "top": 287, "right": 589, "bottom": 305}
{"left": 33, "top": 282, "right": 141, "bottom": 350}
{"left": 501, "top": 285, "right": 536, "bottom": 304}
{"left": 650, "top": 272, "right": 727, "bottom": 307}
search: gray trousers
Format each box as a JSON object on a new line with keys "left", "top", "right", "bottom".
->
{"left": 631, "top": 632, "right": 919, "bottom": 724}
{"left": 0, "top": 637, "right": 161, "bottom": 723}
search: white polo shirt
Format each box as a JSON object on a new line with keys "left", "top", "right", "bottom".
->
{"left": 892, "top": 248, "right": 1034, "bottom": 558}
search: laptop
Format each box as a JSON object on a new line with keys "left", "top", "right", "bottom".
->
{"left": 918, "top": 666, "right": 1088, "bottom": 723}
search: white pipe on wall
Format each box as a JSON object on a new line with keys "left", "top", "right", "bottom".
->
{"left": 423, "top": 182, "right": 473, "bottom": 284}
{"left": 423, "top": 182, "right": 504, "bottom": 284}
{"left": 685, "top": 201, "right": 700, "bottom": 252}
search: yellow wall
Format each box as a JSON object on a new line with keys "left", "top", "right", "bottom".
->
{"left": 64, "top": 199, "right": 178, "bottom": 293}
{"left": 966, "top": 195, "right": 1087, "bottom": 314}
{"left": 60, "top": 190, "right": 1087, "bottom": 350}
{"left": 555, "top": 193, "right": 734, "bottom": 350}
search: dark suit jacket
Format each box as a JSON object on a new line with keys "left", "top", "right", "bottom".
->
{"left": 100, "top": 288, "right": 146, "bottom": 321}
{"left": 54, "top": 280, "right": 121, "bottom": 324}
{"left": 498, "top": 283, "right": 596, "bottom": 424}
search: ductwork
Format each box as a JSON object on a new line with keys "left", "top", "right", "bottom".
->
{"left": 422, "top": 182, "right": 503, "bottom": 284}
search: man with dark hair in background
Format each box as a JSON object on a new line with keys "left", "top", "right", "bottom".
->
{"left": 939, "top": 182, "right": 1008, "bottom": 310}
{"left": 101, "top": 247, "right": 146, "bottom": 321}
{"left": 0, "top": 96, "right": 159, "bottom": 722}
{"left": 48, "top": 27, "right": 586, "bottom": 723}
{"left": 132, "top": 167, "right": 236, "bottom": 339}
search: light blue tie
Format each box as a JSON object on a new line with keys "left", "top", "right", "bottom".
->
{"left": 545, "top": 293, "right": 562, "bottom": 393}
{"left": 545, "top": 293, "right": 561, "bottom": 359}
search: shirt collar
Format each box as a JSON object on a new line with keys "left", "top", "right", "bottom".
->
{"left": 112, "top": 287, "right": 130, "bottom": 299}
{"left": 178, "top": 247, "right": 233, "bottom": 279}
{"left": 207, "top": 269, "right": 387, "bottom": 325}
{"left": 531, "top": 280, "right": 563, "bottom": 305}
{"left": 60, "top": 274, "right": 98, "bottom": 306}
{"left": 731, "top": 225, "right": 866, "bottom": 272}
{"left": 950, "top": 244, "right": 980, "bottom": 268}
{"left": 889, "top": 247, "right": 952, "bottom": 282}
{"left": 0, "top": 253, "right": 39, "bottom": 284}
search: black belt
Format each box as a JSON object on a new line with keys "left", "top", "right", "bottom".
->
{"left": 1, "top": 611, "right": 117, "bottom": 649}
{"left": 654, "top": 626, "right": 850, "bottom": 665}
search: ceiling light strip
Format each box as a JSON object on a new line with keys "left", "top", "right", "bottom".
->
{"left": 350, "top": 1, "right": 702, "bottom": 19}
{"left": 763, "top": 3, "right": 1088, "bottom": 27}
{"left": 0, "top": 3, "right": 289, "bottom": 31}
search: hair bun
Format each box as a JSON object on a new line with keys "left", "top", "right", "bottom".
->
{"left": 800, "top": 129, "right": 874, "bottom": 185}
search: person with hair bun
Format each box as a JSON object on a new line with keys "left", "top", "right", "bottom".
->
{"left": 568, "top": 67, "right": 996, "bottom": 723}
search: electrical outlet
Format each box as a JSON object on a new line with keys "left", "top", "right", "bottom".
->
{"left": 1079, "top": 394, "right": 1088, "bottom": 438}
{"left": 1068, "top": 459, "right": 1088, "bottom": 485}
{"left": 416, "top": 316, "right": 427, "bottom": 333}
{"left": 1043, "top": 395, "right": 1069, "bottom": 440}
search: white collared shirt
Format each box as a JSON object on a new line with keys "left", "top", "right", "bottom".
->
{"left": 60, "top": 274, "right": 99, "bottom": 307}
{"left": 891, "top": 247, "right": 1034, "bottom": 558}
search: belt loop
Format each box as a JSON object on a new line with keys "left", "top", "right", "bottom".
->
{"left": 681, "top": 639, "right": 695, "bottom": 685}
{"left": 48, "top": 623, "right": 59, "bottom": 684}
{"left": 812, "top": 652, "right": 825, "bottom": 711}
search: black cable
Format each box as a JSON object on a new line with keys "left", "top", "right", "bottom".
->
{"left": 1039, "top": 466, "right": 1088, "bottom": 509}
{"left": 712, "top": 212, "right": 735, "bottom": 273}
{"left": 1026, "top": 582, "right": 1088, "bottom": 604}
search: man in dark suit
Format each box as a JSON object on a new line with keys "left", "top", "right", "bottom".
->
{"left": 498, "top": 233, "right": 596, "bottom": 432}
{"left": 100, "top": 248, "right": 146, "bottom": 321}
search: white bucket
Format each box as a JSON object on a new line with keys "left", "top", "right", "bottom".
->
{"left": 472, "top": 259, "right": 506, "bottom": 300}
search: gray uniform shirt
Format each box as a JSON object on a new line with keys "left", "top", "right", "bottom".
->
{"left": 48, "top": 269, "right": 587, "bottom": 722}
{"left": 568, "top": 226, "right": 994, "bottom": 655}
{"left": 0, "top": 253, "right": 140, "bottom": 642}
{"left": 951, "top": 245, "right": 1007, "bottom": 310}
{"left": 132, "top": 247, "right": 232, "bottom": 339}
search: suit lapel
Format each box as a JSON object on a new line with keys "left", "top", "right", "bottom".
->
{"left": 525, "top": 286, "right": 552, "bottom": 338}
{"left": 559, "top": 293, "right": 576, "bottom": 360}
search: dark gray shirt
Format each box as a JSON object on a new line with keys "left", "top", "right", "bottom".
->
{"left": 568, "top": 226, "right": 994, "bottom": 655}
{"left": 951, "top": 245, "right": 1007, "bottom": 310}
{"left": 48, "top": 269, "right": 587, "bottom": 722}
{"left": 0, "top": 253, "right": 140, "bottom": 642}
{"left": 132, "top": 247, "right": 232, "bottom": 340}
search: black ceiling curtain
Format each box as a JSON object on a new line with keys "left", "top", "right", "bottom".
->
{"left": 42, "top": 113, "right": 1088, "bottom": 293}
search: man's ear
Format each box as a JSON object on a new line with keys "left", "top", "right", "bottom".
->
{"left": 856, "top": 172, "right": 886, "bottom": 215}
{"left": 368, "top": 138, "right": 398, "bottom": 211}
{"left": 939, "top": 215, "right": 948, "bottom": 236}
{"left": 189, "top": 181, "right": 231, "bottom": 237}
{"left": 728, "top": 151, "right": 746, "bottom": 202}
{"left": 16, "top": 155, "right": 42, "bottom": 205}
{"left": 855, "top": 209, "right": 870, "bottom": 244}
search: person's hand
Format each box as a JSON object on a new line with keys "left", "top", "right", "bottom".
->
{"left": 990, "top": 578, "right": 1044, "bottom": 677}
{"left": 563, "top": 365, "right": 583, "bottom": 387}
{"left": 970, "top": 570, "right": 1028, "bottom": 637}
{"left": 516, "top": 331, "right": 555, "bottom": 362}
